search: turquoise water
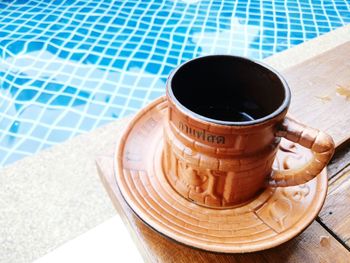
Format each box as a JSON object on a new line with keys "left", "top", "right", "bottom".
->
{"left": 0, "top": 0, "right": 349, "bottom": 166}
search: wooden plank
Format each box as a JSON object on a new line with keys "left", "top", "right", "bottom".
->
{"left": 282, "top": 41, "right": 350, "bottom": 146}
{"left": 97, "top": 156, "right": 350, "bottom": 263}
{"left": 319, "top": 169, "right": 350, "bottom": 248}
{"left": 96, "top": 155, "right": 152, "bottom": 263}
{"left": 327, "top": 142, "right": 350, "bottom": 181}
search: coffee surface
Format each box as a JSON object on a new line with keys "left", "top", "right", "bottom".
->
{"left": 194, "top": 100, "right": 266, "bottom": 122}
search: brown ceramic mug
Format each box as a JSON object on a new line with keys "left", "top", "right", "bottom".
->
{"left": 163, "top": 55, "right": 335, "bottom": 208}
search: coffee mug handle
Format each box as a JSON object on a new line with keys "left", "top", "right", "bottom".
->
{"left": 269, "top": 117, "right": 335, "bottom": 187}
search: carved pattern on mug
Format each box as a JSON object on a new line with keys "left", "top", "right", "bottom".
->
{"left": 177, "top": 161, "right": 208, "bottom": 191}
{"left": 176, "top": 159, "right": 232, "bottom": 205}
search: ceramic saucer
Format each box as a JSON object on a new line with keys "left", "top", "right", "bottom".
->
{"left": 114, "top": 96, "right": 327, "bottom": 253}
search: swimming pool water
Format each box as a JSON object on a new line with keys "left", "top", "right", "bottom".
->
{"left": 0, "top": 0, "right": 349, "bottom": 167}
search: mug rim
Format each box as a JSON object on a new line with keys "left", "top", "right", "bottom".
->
{"left": 167, "top": 55, "right": 291, "bottom": 126}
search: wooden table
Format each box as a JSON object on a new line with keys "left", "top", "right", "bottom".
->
{"left": 97, "top": 42, "right": 350, "bottom": 262}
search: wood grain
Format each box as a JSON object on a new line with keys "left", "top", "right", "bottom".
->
{"left": 97, "top": 156, "right": 350, "bottom": 263}
{"left": 283, "top": 41, "right": 350, "bottom": 146}
{"left": 328, "top": 143, "right": 350, "bottom": 181}
{"left": 319, "top": 169, "right": 350, "bottom": 248}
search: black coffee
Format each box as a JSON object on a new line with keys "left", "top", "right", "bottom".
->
{"left": 171, "top": 56, "right": 286, "bottom": 123}
{"left": 194, "top": 99, "right": 266, "bottom": 122}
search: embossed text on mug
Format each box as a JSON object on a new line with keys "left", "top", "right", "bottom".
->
{"left": 179, "top": 121, "right": 225, "bottom": 144}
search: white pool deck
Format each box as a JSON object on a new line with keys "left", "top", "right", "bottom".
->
{"left": 1, "top": 24, "right": 350, "bottom": 263}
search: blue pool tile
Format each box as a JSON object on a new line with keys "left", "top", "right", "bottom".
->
{"left": 3, "top": 152, "right": 28, "bottom": 166}
{"left": 123, "top": 109, "right": 137, "bottom": 117}
{"left": 86, "top": 102, "right": 105, "bottom": 116}
{"left": 78, "top": 116, "right": 98, "bottom": 131}
{"left": 104, "top": 107, "right": 122, "bottom": 119}
{"left": 145, "top": 63, "right": 161, "bottom": 74}
{"left": 148, "top": 90, "right": 164, "bottom": 100}
{"left": 57, "top": 112, "right": 82, "bottom": 128}
{"left": 132, "top": 89, "right": 147, "bottom": 99}
{"left": 112, "top": 96, "right": 127, "bottom": 105}
{"left": 47, "top": 129, "right": 72, "bottom": 143}
{"left": 117, "top": 87, "right": 131, "bottom": 96}
{"left": 128, "top": 99, "right": 143, "bottom": 109}
{"left": 17, "top": 139, "right": 42, "bottom": 153}
{"left": 0, "top": 0, "right": 349, "bottom": 167}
